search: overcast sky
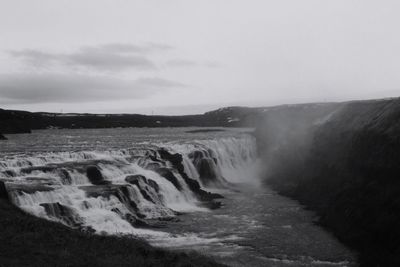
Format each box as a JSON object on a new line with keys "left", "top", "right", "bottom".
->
{"left": 1, "top": 0, "right": 400, "bottom": 114}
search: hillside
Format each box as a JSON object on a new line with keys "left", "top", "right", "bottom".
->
{"left": 0, "top": 107, "right": 264, "bottom": 134}
{"left": 256, "top": 98, "right": 400, "bottom": 266}
{"left": 0, "top": 103, "right": 342, "bottom": 135}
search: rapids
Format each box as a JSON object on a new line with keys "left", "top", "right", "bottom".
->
{"left": 0, "top": 128, "right": 357, "bottom": 266}
{"left": 0, "top": 128, "right": 256, "bottom": 235}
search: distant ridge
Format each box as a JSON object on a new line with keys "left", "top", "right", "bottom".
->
{"left": 0, "top": 99, "right": 390, "bottom": 134}
{"left": 0, "top": 106, "right": 264, "bottom": 134}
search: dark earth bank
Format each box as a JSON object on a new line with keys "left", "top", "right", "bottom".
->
{"left": 256, "top": 98, "right": 400, "bottom": 266}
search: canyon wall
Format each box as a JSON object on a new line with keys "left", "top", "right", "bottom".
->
{"left": 256, "top": 98, "right": 400, "bottom": 266}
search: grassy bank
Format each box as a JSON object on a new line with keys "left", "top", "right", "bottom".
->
{"left": 0, "top": 199, "right": 225, "bottom": 267}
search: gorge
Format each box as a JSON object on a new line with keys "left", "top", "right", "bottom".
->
{"left": 1, "top": 98, "right": 400, "bottom": 266}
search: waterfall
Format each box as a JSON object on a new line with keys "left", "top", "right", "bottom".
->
{"left": 0, "top": 135, "right": 257, "bottom": 238}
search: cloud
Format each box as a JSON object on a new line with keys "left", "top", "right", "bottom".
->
{"left": 165, "top": 59, "right": 199, "bottom": 67}
{"left": 165, "top": 59, "right": 221, "bottom": 68}
{"left": 93, "top": 43, "right": 174, "bottom": 54}
{"left": 8, "top": 42, "right": 174, "bottom": 71}
{"left": 0, "top": 73, "right": 184, "bottom": 104}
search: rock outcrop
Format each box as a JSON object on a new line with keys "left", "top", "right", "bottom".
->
{"left": 158, "top": 149, "right": 223, "bottom": 201}
{"left": 0, "top": 181, "right": 9, "bottom": 201}
{"left": 40, "top": 202, "right": 87, "bottom": 230}
{"left": 86, "top": 166, "right": 110, "bottom": 185}
{"left": 79, "top": 184, "right": 156, "bottom": 227}
{"left": 153, "top": 168, "right": 182, "bottom": 191}
{"left": 125, "top": 175, "right": 159, "bottom": 203}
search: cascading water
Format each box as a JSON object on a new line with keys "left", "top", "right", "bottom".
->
{"left": 0, "top": 131, "right": 258, "bottom": 242}
{"left": 0, "top": 128, "right": 359, "bottom": 266}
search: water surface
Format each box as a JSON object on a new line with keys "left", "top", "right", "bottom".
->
{"left": 159, "top": 184, "right": 357, "bottom": 266}
{"left": 0, "top": 128, "right": 357, "bottom": 266}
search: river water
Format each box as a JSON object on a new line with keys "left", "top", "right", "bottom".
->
{"left": 0, "top": 128, "right": 357, "bottom": 266}
{"left": 159, "top": 185, "right": 357, "bottom": 266}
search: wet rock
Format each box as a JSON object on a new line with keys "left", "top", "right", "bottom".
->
{"left": 86, "top": 165, "right": 110, "bottom": 185}
{"left": 200, "top": 200, "right": 223, "bottom": 210}
{"left": 23, "top": 177, "right": 60, "bottom": 186}
{"left": 145, "top": 162, "right": 163, "bottom": 170}
{"left": 6, "top": 182, "right": 56, "bottom": 194}
{"left": 20, "top": 160, "right": 117, "bottom": 175}
{"left": 80, "top": 184, "right": 139, "bottom": 214}
{"left": 206, "top": 148, "right": 218, "bottom": 162}
{"left": 139, "top": 189, "right": 155, "bottom": 203}
{"left": 21, "top": 165, "right": 57, "bottom": 174}
{"left": 189, "top": 150, "right": 221, "bottom": 185}
{"left": 125, "top": 213, "right": 150, "bottom": 228}
{"left": 40, "top": 202, "right": 82, "bottom": 228}
{"left": 154, "top": 167, "right": 182, "bottom": 191}
{"left": 2, "top": 170, "right": 16, "bottom": 177}
{"left": 58, "top": 169, "right": 72, "bottom": 185}
{"left": 125, "top": 175, "right": 159, "bottom": 203}
{"left": 189, "top": 150, "right": 204, "bottom": 160}
{"left": 196, "top": 158, "right": 219, "bottom": 183}
{"left": 54, "top": 159, "right": 118, "bottom": 169}
{"left": 147, "top": 178, "right": 160, "bottom": 193}
{"left": 158, "top": 148, "right": 223, "bottom": 200}
{"left": 0, "top": 181, "right": 9, "bottom": 201}
{"left": 125, "top": 174, "right": 147, "bottom": 186}
{"left": 114, "top": 208, "right": 171, "bottom": 229}
{"left": 81, "top": 184, "right": 125, "bottom": 199}
{"left": 158, "top": 149, "right": 183, "bottom": 168}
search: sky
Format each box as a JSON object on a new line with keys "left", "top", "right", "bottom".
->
{"left": 0, "top": 0, "right": 400, "bottom": 115}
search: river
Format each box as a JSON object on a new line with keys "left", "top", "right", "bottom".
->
{"left": 0, "top": 127, "right": 357, "bottom": 266}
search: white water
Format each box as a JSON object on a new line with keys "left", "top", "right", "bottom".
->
{"left": 0, "top": 128, "right": 258, "bottom": 243}
{"left": 0, "top": 128, "right": 358, "bottom": 266}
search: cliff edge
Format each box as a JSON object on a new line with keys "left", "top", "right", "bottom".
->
{"left": 256, "top": 98, "right": 400, "bottom": 266}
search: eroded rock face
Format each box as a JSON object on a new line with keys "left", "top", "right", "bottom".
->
{"left": 125, "top": 175, "right": 161, "bottom": 204}
{"left": 2, "top": 170, "right": 16, "bottom": 178}
{"left": 144, "top": 162, "right": 163, "bottom": 170}
{"left": 79, "top": 183, "right": 168, "bottom": 228}
{"left": 153, "top": 168, "right": 182, "bottom": 191}
{"left": 21, "top": 166, "right": 57, "bottom": 174}
{"left": 0, "top": 181, "right": 9, "bottom": 201}
{"left": 86, "top": 166, "right": 110, "bottom": 185}
{"left": 81, "top": 184, "right": 127, "bottom": 199}
{"left": 197, "top": 158, "right": 219, "bottom": 182}
{"left": 125, "top": 174, "right": 147, "bottom": 186}
{"left": 58, "top": 169, "right": 72, "bottom": 185}
{"left": 158, "top": 149, "right": 183, "bottom": 169}
{"left": 158, "top": 149, "right": 223, "bottom": 200}
{"left": 188, "top": 149, "right": 220, "bottom": 186}
{"left": 6, "top": 181, "right": 57, "bottom": 195}
{"left": 19, "top": 160, "right": 116, "bottom": 175}
{"left": 125, "top": 175, "right": 159, "bottom": 192}
{"left": 111, "top": 207, "right": 150, "bottom": 228}
{"left": 147, "top": 179, "right": 160, "bottom": 193}
{"left": 40, "top": 202, "right": 83, "bottom": 228}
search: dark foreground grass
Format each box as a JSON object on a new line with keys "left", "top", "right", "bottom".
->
{"left": 0, "top": 199, "right": 226, "bottom": 267}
